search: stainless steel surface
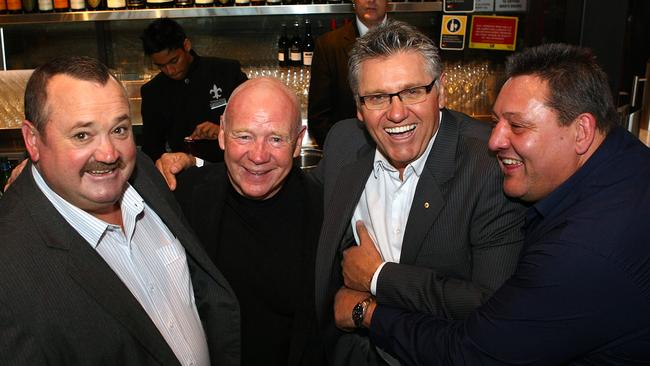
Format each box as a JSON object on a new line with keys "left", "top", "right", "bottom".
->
{"left": 0, "top": 2, "right": 440, "bottom": 24}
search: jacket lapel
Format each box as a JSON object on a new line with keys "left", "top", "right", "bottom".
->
{"left": 21, "top": 164, "right": 180, "bottom": 365}
{"left": 400, "top": 110, "right": 460, "bottom": 264}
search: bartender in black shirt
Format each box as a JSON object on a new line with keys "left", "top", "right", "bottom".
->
{"left": 140, "top": 18, "right": 247, "bottom": 162}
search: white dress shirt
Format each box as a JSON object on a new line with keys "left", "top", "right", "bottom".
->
{"left": 352, "top": 116, "right": 440, "bottom": 295}
{"left": 356, "top": 14, "right": 388, "bottom": 37}
{"left": 32, "top": 166, "right": 210, "bottom": 366}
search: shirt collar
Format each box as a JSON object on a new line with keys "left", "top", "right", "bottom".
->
{"left": 356, "top": 15, "right": 388, "bottom": 37}
{"left": 372, "top": 111, "right": 443, "bottom": 180}
{"left": 31, "top": 165, "right": 144, "bottom": 248}
{"left": 530, "top": 126, "right": 622, "bottom": 221}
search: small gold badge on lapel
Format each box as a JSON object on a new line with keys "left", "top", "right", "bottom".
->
{"left": 424, "top": 202, "right": 430, "bottom": 209}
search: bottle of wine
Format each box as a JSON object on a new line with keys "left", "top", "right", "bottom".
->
{"left": 7, "top": 0, "right": 22, "bottom": 13}
{"left": 250, "top": 0, "right": 263, "bottom": 6}
{"left": 278, "top": 23, "right": 289, "bottom": 68}
{"left": 302, "top": 19, "right": 314, "bottom": 67}
{"left": 234, "top": 0, "right": 248, "bottom": 6}
{"left": 289, "top": 21, "right": 303, "bottom": 67}
{"left": 145, "top": 0, "right": 173, "bottom": 7}
{"left": 53, "top": 0, "right": 69, "bottom": 11}
{"left": 85, "top": 0, "right": 105, "bottom": 10}
{"left": 106, "top": 0, "right": 125, "bottom": 9}
{"left": 70, "top": 0, "right": 85, "bottom": 11}
{"left": 266, "top": 0, "right": 279, "bottom": 5}
{"left": 174, "top": 0, "right": 193, "bottom": 7}
{"left": 194, "top": 0, "right": 212, "bottom": 7}
{"left": 21, "top": 0, "right": 38, "bottom": 13}
{"left": 38, "top": 0, "right": 53, "bottom": 12}
{"left": 0, "top": 0, "right": 8, "bottom": 14}
{"left": 126, "top": 0, "right": 144, "bottom": 9}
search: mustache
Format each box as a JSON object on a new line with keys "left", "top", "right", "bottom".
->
{"left": 82, "top": 160, "right": 125, "bottom": 174}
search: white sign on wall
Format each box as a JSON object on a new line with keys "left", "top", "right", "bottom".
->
{"left": 495, "top": 0, "right": 527, "bottom": 12}
{"left": 475, "top": 0, "right": 494, "bottom": 12}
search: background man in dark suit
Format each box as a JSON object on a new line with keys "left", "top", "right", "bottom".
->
{"left": 313, "top": 20, "right": 526, "bottom": 365}
{"left": 140, "top": 18, "right": 247, "bottom": 163}
{"left": 358, "top": 43, "right": 650, "bottom": 365}
{"left": 155, "top": 77, "right": 324, "bottom": 366}
{"left": 0, "top": 56, "right": 239, "bottom": 365}
{"left": 307, "top": 0, "right": 387, "bottom": 147}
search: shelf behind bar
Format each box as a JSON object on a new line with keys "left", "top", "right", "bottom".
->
{"left": 0, "top": 2, "right": 441, "bottom": 24}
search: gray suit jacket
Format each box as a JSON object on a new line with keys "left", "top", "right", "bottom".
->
{"left": 312, "top": 110, "right": 526, "bottom": 365}
{"left": 0, "top": 153, "right": 240, "bottom": 366}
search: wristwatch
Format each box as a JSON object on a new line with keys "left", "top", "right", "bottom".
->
{"left": 352, "top": 296, "right": 375, "bottom": 328}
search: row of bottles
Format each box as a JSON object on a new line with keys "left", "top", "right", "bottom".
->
{"left": 278, "top": 19, "right": 314, "bottom": 68}
{"left": 0, "top": 0, "right": 357, "bottom": 12}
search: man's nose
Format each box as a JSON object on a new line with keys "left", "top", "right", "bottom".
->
{"left": 488, "top": 121, "right": 510, "bottom": 152}
{"left": 386, "top": 95, "right": 408, "bottom": 123}
{"left": 249, "top": 141, "right": 271, "bottom": 164}
{"left": 95, "top": 137, "right": 118, "bottom": 163}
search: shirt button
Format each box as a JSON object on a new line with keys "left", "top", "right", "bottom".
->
{"left": 395, "top": 228, "right": 401, "bottom": 234}
{"left": 149, "top": 284, "right": 155, "bottom": 292}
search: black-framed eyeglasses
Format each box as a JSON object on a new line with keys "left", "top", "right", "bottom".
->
{"left": 358, "top": 78, "right": 438, "bottom": 110}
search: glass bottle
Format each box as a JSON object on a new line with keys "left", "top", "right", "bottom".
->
{"left": 38, "top": 0, "right": 53, "bottom": 12}
{"left": 289, "top": 21, "right": 303, "bottom": 67}
{"left": 126, "top": 0, "right": 144, "bottom": 9}
{"left": 70, "top": 0, "right": 85, "bottom": 10}
{"left": 85, "top": 0, "right": 104, "bottom": 9}
{"left": 0, "top": 0, "right": 8, "bottom": 14}
{"left": 278, "top": 23, "right": 289, "bottom": 68}
{"left": 22, "top": 0, "right": 38, "bottom": 13}
{"left": 174, "top": 0, "right": 193, "bottom": 7}
{"left": 194, "top": 0, "right": 212, "bottom": 7}
{"left": 7, "top": 0, "right": 22, "bottom": 13}
{"left": 302, "top": 19, "right": 314, "bottom": 67}
{"left": 53, "top": 0, "right": 68, "bottom": 11}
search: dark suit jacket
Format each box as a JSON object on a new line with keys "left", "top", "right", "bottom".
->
{"left": 307, "top": 21, "right": 359, "bottom": 147}
{"left": 173, "top": 163, "right": 324, "bottom": 366}
{"left": 312, "top": 110, "right": 527, "bottom": 365}
{"left": 0, "top": 153, "right": 240, "bottom": 366}
{"left": 141, "top": 51, "right": 248, "bottom": 162}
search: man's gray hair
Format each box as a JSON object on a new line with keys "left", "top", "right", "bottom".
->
{"left": 348, "top": 20, "right": 442, "bottom": 98}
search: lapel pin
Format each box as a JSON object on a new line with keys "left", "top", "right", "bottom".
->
{"left": 424, "top": 202, "right": 430, "bottom": 209}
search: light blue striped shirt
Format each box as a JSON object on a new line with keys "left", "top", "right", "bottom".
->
{"left": 32, "top": 166, "right": 210, "bottom": 366}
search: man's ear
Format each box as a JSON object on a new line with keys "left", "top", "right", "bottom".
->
{"left": 218, "top": 117, "right": 226, "bottom": 151}
{"left": 293, "top": 126, "right": 307, "bottom": 158}
{"left": 183, "top": 38, "right": 192, "bottom": 52}
{"left": 574, "top": 113, "right": 597, "bottom": 155}
{"left": 22, "top": 120, "right": 40, "bottom": 162}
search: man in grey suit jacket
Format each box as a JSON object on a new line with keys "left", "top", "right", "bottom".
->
{"left": 0, "top": 56, "right": 239, "bottom": 365}
{"left": 314, "top": 21, "right": 527, "bottom": 365}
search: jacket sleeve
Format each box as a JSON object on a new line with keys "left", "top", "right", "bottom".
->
{"left": 0, "top": 300, "right": 47, "bottom": 365}
{"left": 370, "top": 241, "right": 650, "bottom": 365}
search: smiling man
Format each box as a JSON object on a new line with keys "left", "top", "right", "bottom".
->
{"left": 140, "top": 18, "right": 247, "bottom": 163}
{"left": 0, "top": 56, "right": 239, "bottom": 365}
{"left": 357, "top": 43, "right": 650, "bottom": 365}
{"left": 314, "top": 20, "right": 527, "bottom": 366}
{"left": 171, "top": 77, "right": 324, "bottom": 366}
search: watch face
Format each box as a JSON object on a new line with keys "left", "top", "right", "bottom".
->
{"left": 352, "top": 302, "right": 364, "bottom": 328}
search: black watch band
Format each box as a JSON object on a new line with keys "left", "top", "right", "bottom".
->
{"left": 352, "top": 296, "right": 374, "bottom": 328}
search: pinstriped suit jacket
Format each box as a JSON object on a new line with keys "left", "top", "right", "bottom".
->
{"left": 312, "top": 109, "right": 527, "bottom": 365}
{"left": 0, "top": 153, "right": 240, "bottom": 366}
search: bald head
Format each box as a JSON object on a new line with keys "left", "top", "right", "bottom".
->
{"left": 218, "top": 77, "right": 306, "bottom": 200}
{"left": 224, "top": 77, "right": 302, "bottom": 136}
